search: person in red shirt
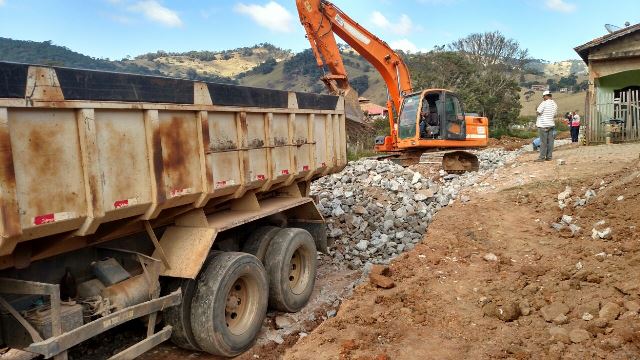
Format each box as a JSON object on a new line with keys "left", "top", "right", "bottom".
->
{"left": 570, "top": 110, "right": 581, "bottom": 143}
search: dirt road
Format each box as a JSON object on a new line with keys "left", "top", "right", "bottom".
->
{"left": 284, "top": 143, "right": 640, "bottom": 360}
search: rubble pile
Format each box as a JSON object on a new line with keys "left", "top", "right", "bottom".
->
{"left": 311, "top": 148, "right": 522, "bottom": 269}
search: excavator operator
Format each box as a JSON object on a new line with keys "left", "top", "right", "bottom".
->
{"left": 419, "top": 102, "right": 440, "bottom": 139}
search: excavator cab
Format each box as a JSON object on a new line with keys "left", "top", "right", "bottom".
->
{"left": 398, "top": 90, "right": 466, "bottom": 142}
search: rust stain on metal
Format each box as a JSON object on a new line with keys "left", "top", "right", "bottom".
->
{"left": 247, "top": 139, "right": 265, "bottom": 149}
{"left": 0, "top": 129, "right": 16, "bottom": 186}
{"left": 237, "top": 112, "right": 251, "bottom": 184}
{"left": 88, "top": 174, "right": 100, "bottom": 212}
{"left": 159, "top": 115, "right": 195, "bottom": 192}
{"left": 273, "top": 137, "right": 287, "bottom": 147}
{"left": 209, "top": 140, "right": 237, "bottom": 152}
{"left": 27, "top": 128, "right": 66, "bottom": 215}
{"left": 200, "top": 116, "right": 214, "bottom": 187}
{"left": 0, "top": 128, "right": 22, "bottom": 239}
{"left": 239, "top": 112, "right": 248, "bottom": 147}
{"left": 150, "top": 124, "right": 167, "bottom": 203}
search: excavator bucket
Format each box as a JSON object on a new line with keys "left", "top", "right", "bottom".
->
{"left": 442, "top": 151, "right": 480, "bottom": 173}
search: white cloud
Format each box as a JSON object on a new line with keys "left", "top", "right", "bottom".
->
{"left": 390, "top": 39, "right": 419, "bottom": 53}
{"left": 545, "top": 0, "right": 576, "bottom": 13}
{"left": 234, "top": 1, "right": 293, "bottom": 33}
{"left": 0, "top": 0, "right": 5, "bottom": 6}
{"left": 129, "top": 0, "right": 182, "bottom": 27}
{"left": 108, "top": 14, "right": 134, "bottom": 24}
{"left": 371, "top": 11, "right": 415, "bottom": 36}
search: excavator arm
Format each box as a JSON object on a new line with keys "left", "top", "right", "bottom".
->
{"left": 296, "top": 0, "right": 413, "bottom": 124}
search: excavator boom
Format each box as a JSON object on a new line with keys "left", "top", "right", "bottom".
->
{"left": 296, "top": 0, "right": 413, "bottom": 123}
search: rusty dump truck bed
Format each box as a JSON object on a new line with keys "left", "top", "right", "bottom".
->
{"left": 0, "top": 62, "right": 346, "bottom": 268}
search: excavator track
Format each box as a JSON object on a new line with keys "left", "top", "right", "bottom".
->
{"left": 374, "top": 150, "right": 479, "bottom": 173}
{"left": 422, "top": 150, "right": 479, "bottom": 174}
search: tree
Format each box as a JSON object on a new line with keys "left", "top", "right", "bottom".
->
{"left": 186, "top": 68, "right": 198, "bottom": 80}
{"left": 350, "top": 75, "right": 369, "bottom": 94}
{"left": 448, "top": 31, "right": 530, "bottom": 72}
{"left": 558, "top": 74, "right": 577, "bottom": 89}
{"left": 442, "top": 31, "right": 529, "bottom": 129}
{"left": 575, "top": 80, "right": 588, "bottom": 92}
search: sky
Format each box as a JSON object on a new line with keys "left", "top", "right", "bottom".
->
{"left": 0, "top": 0, "right": 637, "bottom": 62}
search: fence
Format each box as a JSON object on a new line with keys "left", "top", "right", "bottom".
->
{"left": 588, "top": 89, "right": 640, "bottom": 144}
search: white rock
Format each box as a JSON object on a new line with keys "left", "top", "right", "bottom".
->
{"left": 414, "top": 193, "right": 428, "bottom": 201}
{"left": 274, "top": 315, "right": 292, "bottom": 329}
{"left": 558, "top": 186, "right": 572, "bottom": 201}
{"left": 332, "top": 207, "right": 345, "bottom": 217}
{"left": 355, "top": 240, "right": 369, "bottom": 251}
{"left": 617, "top": 195, "right": 624, "bottom": 201}
{"left": 598, "top": 227, "right": 612, "bottom": 239}
{"left": 569, "top": 224, "right": 581, "bottom": 235}
{"left": 582, "top": 312, "right": 594, "bottom": 321}
{"left": 561, "top": 215, "right": 573, "bottom": 224}
{"left": 395, "top": 207, "right": 407, "bottom": 218}
{"left": 483, "top": 253, "right": 498, "bottom": 262}
{"left": 411, "top": 172, "right": 421, "bottom": 184}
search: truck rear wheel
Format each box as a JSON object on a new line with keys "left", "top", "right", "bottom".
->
{"left": 241, "top": 226, "right": 281, "bottom": 262}
{"left": 163, "top": 277, "right": 200, "bottom": 351}
{"left": 164, "top": 251, "right": 222, "bottom": 351}
{"left": 264, "top": 228, "right": 317, "bottom": 312}
{"left": 190, "top": 252, "right": 268, "bottom": 357}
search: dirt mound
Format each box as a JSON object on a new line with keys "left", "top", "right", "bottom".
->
{"left": 284, "top": 159, "right": 640, "bottom": 359}
{"left": 488, "top": 136, "right": 532, "bottom": 151}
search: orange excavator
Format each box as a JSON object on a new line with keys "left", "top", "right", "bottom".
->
{"left": 296, "top": 0, "right": 489, "bottom": 171}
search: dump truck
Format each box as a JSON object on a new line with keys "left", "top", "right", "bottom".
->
{"left": 0, "top": 61, "right": 346, "bottom": 358}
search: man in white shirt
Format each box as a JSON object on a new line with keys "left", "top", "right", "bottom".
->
{"left": 536, "top": 90, "right": 558, "bottom": 161}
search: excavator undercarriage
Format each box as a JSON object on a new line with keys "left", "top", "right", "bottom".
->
{"left": 376, "top": 150, "right": 480, "bottom": 173}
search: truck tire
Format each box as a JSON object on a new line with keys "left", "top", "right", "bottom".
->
{"left": 264, "top": 228, "right": 317, "bottom": 312}
{"left": 190, "top": 252, "right": 268, "bottom": 357}
{"left": 163, "top": 277, "right": 200, "bottom": 351}
{"left": 163, "top": 251, "right": 222, "bottom": 351}
{"left": 241, "top": 226, "right": 281, "bottom": 262}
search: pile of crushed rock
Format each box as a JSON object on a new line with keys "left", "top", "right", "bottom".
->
{"left": 311, "top": 147, "right": 530, "bottom": 269}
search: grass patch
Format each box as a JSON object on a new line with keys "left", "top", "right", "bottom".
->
{"left": 347, "top": 148, "right": 377, "bottom": 161}
{"left": 490, "top": 127, "right": 537, "bottom": 139}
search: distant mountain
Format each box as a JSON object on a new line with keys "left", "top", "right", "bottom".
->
{"left": 525, "top": 59, "right": 587, "bottom": 77}
{"left": 0, "top": 37, "right": 247, "bottom": 84}
{"left": 128, "top": 44, "right": 292, "bottom": 79}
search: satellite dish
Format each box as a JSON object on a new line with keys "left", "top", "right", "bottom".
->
{"left": 605, "top": 24, "right": 621, "bottom": 33}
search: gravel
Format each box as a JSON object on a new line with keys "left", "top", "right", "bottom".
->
{"left": 311, "top": 147, "right": 527, "bottom": 269}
